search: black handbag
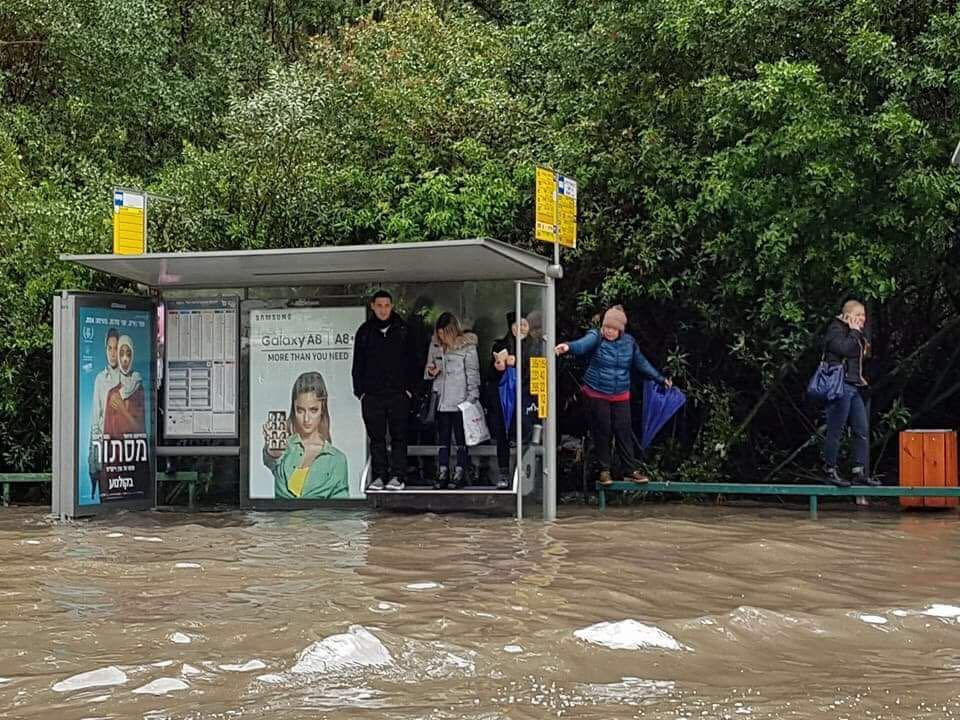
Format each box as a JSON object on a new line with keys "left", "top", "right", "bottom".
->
{"left": 415, "top": 382, "right": 439, "bottom": 425}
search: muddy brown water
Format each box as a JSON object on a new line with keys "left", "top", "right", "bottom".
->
{"left": 2, "top": 504, "right": 960, "bottom": 719}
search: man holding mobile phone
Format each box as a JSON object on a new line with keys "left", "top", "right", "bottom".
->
{"left": 352, "top": 290, "right": 419, "bottom": 491}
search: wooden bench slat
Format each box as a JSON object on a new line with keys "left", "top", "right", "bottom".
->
{"left": 0, "top": 473, "right": 52, "bottom": 482}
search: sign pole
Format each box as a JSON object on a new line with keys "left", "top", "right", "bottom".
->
{"left": 536, "top": 164, "right": 575, "bottom": 522}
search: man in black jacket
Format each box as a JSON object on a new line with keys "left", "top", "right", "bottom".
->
{"left": 352, "top": 290, "right": 418, "bottom": 491}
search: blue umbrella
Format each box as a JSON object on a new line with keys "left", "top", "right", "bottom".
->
{"left": 499, "top": 366, "right": 517, "bottom": 431}
{"left": 641, "top": 380, "right": 686, "bottom": 449}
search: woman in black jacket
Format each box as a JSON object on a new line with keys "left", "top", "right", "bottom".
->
{"left": 822, "top": 300, "right": 880, "bottom": 487}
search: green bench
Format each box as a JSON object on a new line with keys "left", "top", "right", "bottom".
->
{"left": 0, "top": 472, "right": 205, "bottom": 508}
{"left": 598, "top": 481, "right": 960, "bottom": 519}
{"left": 0, "top": 473, "right": 53, "bottom": 506}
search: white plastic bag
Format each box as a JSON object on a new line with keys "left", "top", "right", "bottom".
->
{"left": 458, "top": 401, "right": 490, "bottom": 446}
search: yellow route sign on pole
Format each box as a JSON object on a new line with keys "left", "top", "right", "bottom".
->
{"left": 529, "top": 355, "right": 548, "bottom": 418}
{"left": 113, "top": 188, "right": 146, "bottom": 255}
{"left": 557, "top": 174, "right": 577, "bottom": 248}
{"left": 535, "top": 166, "right": 558, "bottom": 243}
{"left": 534, "top": 166, "right": 577, "bottom": 249}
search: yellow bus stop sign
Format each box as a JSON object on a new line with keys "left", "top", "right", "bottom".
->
{"left": 113, "top": 189, "right": 146, "bottom": 255}
{"left": 535, "top": 167, "right": 577, "bottom": 248}
{"left": 535, "top": 166, "right": 557, "bottom": 243}
{"left": 557, "top": 174, "right": 577, "bottom": 248}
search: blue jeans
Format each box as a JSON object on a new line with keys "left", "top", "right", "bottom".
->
{"left": 823, "top": 383, "right": 869, "bottom": 469}
{"left": 437, "top": 411, "right": 468, "bottom": 469}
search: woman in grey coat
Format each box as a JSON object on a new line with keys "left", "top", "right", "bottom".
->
{"left": 425, "top": 312, "right": 481, "bottom": 489}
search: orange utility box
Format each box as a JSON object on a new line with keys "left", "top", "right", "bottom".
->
{"left": 899, "top": 430, "right": 958, "bottom": 508}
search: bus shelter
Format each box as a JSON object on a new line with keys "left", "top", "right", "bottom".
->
{"left": 52, "top": 239, "right": 560, "bottom": 520}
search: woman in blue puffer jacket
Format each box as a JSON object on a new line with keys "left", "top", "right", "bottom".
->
{"left": 556, "top": 305, "right": 672, "bottom": 486}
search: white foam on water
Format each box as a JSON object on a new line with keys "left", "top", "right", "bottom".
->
{"left": 423, "top": 649, "right": 475, "bottom": 676}
{"left": 291, "top": 625, "right": 393, "bottom": 675}
{"left": 52, "top": 666, "right": 129, "bottom": 693}
{"left": 404, "top": 581, "right": 441, "bottom": 591}
{"left": 219, "top": 659, "right": 266, "bottom": 672}
{"left": 859, "top": 615, "right": 888, "bottom": 625}
{"left": 922, "top": 604, "right": 960, "bottom": 618}
{"left": 152, "top": 660, "right": 175, "bottom": 668}
{"left": 0, "top": 677, "right": 10, "bottom": 684}
{"left": 132, "top": 678, "right": 189, "bottom": 695}
{"left": 169, "top": 632, "right": 192, "bottom": 644}
{"left": 180, "top": 664, "right": 202, "bottom": 676}
{"left": 503, "top": 645, "right": 523, "bottom": 654}
{"left": 574, "top": 619, "right": 683, "bottom": 651}
{"left": 256, "top": 673, "right": 285, "bottom": 684}
{"left": 106, "top": 532, "right": 123, "bottom": 538}
{"left": 574, "top": 676, "right": 676, "bottom": 704}
{"left": 134, "top": 536, "right": 163, "bottom": 543}
{"left": 174, "top": 562, "right": 202, "bottom": 569}
{"left": 25, "top": 540, "right": 40, "bottom": 545}
{"left": 371, "top": 601, "right": 400, "bottom": 613}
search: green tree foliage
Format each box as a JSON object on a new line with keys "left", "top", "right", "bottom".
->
{"left": 1, "top": 0, "right": 958, "bottom": 481}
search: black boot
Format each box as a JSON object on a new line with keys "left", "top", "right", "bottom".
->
{"left": 852, "top": 466, "right": 880, "bottom": 487}
{"left": 448, "top": 466, "right": 465, "bottom": 489}
{"left": 496, "top": 469, "right": 510, "bottom": 490}
{"left": 823, "top": 465, "right": 851, "bottom": 488}
{"left": 434, "top": 466, "right": 448, "bottom": 490}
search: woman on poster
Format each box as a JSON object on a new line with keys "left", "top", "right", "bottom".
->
{"left": 263, "top": 371, "right": 349, "bottom": 499}
{"left": 100, "top": 334, "right": 148, "bottom": 498}
{"left": 103, "top": 335, "right": 145, "bottom": 436}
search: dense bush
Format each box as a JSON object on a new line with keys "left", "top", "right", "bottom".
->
{"left": 1, "top": 0, "right": 958, "bottom": 481}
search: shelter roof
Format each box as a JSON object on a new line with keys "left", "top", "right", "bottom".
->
{"left": 61, "top": 238, "right": 550, "bottom": 289}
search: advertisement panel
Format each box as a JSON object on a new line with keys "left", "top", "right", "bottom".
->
{"left": 77, "top": 299, "right": 155, "bottom": 506}
{"left": 248, "top": 307, "right": 366, "bottom": 500}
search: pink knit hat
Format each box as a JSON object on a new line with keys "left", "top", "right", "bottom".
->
{"left": 602, "top": 305, "right": 627, "bottom": 333}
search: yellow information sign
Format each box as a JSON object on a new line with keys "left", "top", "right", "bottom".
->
{"left": 529, "top": 356, "right": 548, "bottom": 419}
{"left": 113, "top": 189, "right": 146, "bottom": 255}
{"left": 557, "top": 175, "right": 577, "bottom": 248}
{"left": 535, "top": 166, "right": 557, "bottom": 243}
{"left": 534, "top": 167, "right": 577, "bottom": 249}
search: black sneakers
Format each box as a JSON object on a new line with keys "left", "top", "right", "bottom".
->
{"left": 823, "top": 466, "right": 851, "bottom": 488}
{"left": 851, "top": 467, "right": 881, "bottom": 487}
{"left": 434, "top": 467, "right": 448, "bottom": 490}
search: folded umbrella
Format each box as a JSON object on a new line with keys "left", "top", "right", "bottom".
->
{"left": 641, "top": 381, "right": 686, "bottom": 449}
{"left": 499, "top": 366, "right": 517, "bottom": 432}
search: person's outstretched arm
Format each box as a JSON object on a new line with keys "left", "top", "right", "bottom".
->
{"left": 631, "top": 339, "right": 667, "bottom": 385}
{"left": 559, "top": 329, "right": 601, "bottom": 357}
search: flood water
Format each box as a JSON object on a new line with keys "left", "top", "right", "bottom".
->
{"left": 3, "top": 504, "right": 960, "bottom": 719}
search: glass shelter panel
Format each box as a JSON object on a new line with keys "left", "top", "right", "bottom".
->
{"left": 518, "top": 282, "right": 548, "bottom": 518}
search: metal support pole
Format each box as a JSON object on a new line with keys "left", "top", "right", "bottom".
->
{"left": 515, "top": 281, "right": 523, "bottom": 521}
{"left": 544, "top": 275, "right": 558, "bottom": 521}
{"left": 809, "top": 494, "right": 818, "bottom": 520}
